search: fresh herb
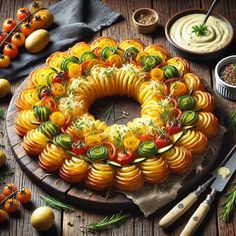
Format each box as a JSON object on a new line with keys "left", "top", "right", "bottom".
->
{"left": 192, "top": 24, "right": 208, "bottom": 37}
{"left": 0, "top": 170, "right": 14, "bottom": 185}
{"left": 86, "top": 211, "right": 129, "bottom": 231}
{"left": 228, "top": 111, "right": 236, "bottom": 134}
{"left": 0, "top": 108, "right": 4, "bottom": 120}
{"left": 39, "top": 194, "right": 74, "bottom": 212}
{"left": 103, "top": 106, "right": 113, "bottom": 122}
{"left": 221, "top": 181, "right": 236, "bottom": 222}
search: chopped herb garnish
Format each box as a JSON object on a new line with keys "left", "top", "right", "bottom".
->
{"left": 103, "top": 106, "right": 113, "bottom": 122}
{"left": 192, "top": 24, "right": 208, "bottom": 36}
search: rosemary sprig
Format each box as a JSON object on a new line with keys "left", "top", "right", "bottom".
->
{"left": 86, "top": 211, "right": 129, "bottom": 231}
{"left": 228, "top": 111, "right": 236, "bottom": 134}
{"left": 221, "top": 181, "right": 236, "bottom": 222}
{"left": 0, "top": 170, "right": 14, "bottom": 185}
{"left": 0, "top": 108, "right": 4, "bottom": 120}
{"left": 103, "top": 106, "right": 113, "bottom": 122}
{"left": 39, "top": 194, "right": 74, "bottom": 212}
{"left": 192, "top": 24, "right": 208, "bottom": 37}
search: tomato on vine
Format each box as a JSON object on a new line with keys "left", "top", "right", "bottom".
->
{"left": 16, "top": 187, "right": 31, "bottom": 203}
{"left": 11, "top": 32, "right": 25, "bottom": 47}
{"left": 4, "top": 198, "right": 19, "bottom": 213}
{"left": 0, "top": 31, "right": 8, "bottom": 44}
{"left": 20, "top": 22, "right": 35, "bottom": 37}
{"left": 0, "top": 209, "right": 8, "bottom": 223}
{"left": 3, "top": 183, "right": 17, "bottom": 197}
{"left": 16, "top": 7, "right": 31, "bottom": 21}
{"left": 0, "top": 54, "right": 11, "bottom": 68}
{"left": 3, "top": 43, "right": 18, "bottom": 59}
{"left": 0, "top": 193, "right": 5, "bottom": 202}
{"left": 3, "top": 18, "right": 17, "bottom": 32}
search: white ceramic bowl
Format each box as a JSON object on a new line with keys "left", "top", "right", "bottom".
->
{"left": 215, "top": 55, "right": 236, "bottom": 101}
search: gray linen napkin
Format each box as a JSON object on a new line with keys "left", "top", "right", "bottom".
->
{"left": 0, "top": 0, "right": 121, "bottom": 81}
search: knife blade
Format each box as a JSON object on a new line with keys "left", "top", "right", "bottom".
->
{"left": 180, "top": 151, "right": 236, "bottom": 236}
{"left": 159, "top": 144, "right": 236, "bottom": 228}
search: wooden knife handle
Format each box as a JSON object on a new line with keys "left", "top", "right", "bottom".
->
{"left": 159, "top": 192, "right": 198, "bottom": 228}
{"left": 180, "top": 202, "right": 210, "bottom": 236}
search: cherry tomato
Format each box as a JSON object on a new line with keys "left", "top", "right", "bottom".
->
{"left": 11, "top": 32, "right": 25, "bottom": 47}
{"left": 52, "top": 72, "right": 69, "bottom": 83}
{"left": 138, "top": 134, "right": 155, "bottom": 142}
{"left": 31, "top": 1, "right": 44, "bottom": 13}
{"left": 16, "top": 187, "right": 31, "bottom": 203}
{"left": 103, "top": 141, "right": 117, "bottom": 161}
{"left": 0, "top": 193, "right": 5, "bottom": 202}
{"left": 0, "top": 31, "right": 8, "bottom": 44}
{"left": 0, "top": 209, "right": 8, "bottom": 223}
{"left": 3, "top": 43, "right": 18, "bottom": 59}
{"left": 155, "top": 135, "right": 171, "bottom": 149}
{"left": 3, "top": 183, "right": 17, "bottom": 197}
{"left": 20, "top": 22, "right": 35, "bottom": 37}
{"left": 71, "top": 141, "right": 88, "bottom": 155}
{"left": 0, "top": 54, "right": 11, "bottom": 68}
{"left": 116, "top": 150, "right": 135, "bottom": 165}
{"left": 40, "top": 87, "right": 51, "bottom": 98}
{"left": 166, "top": 120, "right": 182, "bottom": 135}
{"left": 30, "top": 15, "right": 43, "bottom": 29}
{"left": 4, "top": 198, "right": 19, "bottom": 213}
{"left": 16, "top": 7, "right": 31, "bottom": 21}
{"left": 3, "top": 18, "right": 17, "bottom": 32}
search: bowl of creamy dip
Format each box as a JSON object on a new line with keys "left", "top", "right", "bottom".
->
{"left": 215, "top": 55, "right": 236, "bottom": 101}
{"left": 165, "top": 9, "right": 234, "bottom": 60}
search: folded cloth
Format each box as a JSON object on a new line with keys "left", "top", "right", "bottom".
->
{"left": 0, "top": 0, "right": 121, "bottom": 81}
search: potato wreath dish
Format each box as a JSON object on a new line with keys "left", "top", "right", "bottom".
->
{"left": 15, "top": 37, "right": 219, "bottom": 192}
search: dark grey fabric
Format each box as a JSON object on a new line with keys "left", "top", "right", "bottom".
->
{"left": 0, "top": 0, "right": 121, "bottom": 81}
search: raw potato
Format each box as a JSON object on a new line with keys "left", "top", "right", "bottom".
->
{"left": 25, "top": 29, "right": 50, "bottom": 53}
{"left": 0, "top": 150, "right": 6, "bottom": 167}
{"left": 31, "top": 206, "right": 55, "bottom": 231}
{"left": 0, "top": 78, "right": 11, "bottom": 98}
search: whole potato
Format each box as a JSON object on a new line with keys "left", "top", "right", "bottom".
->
{"left": 0, "top": 79, "right": 11, "bottom": 98}
{"left": 31, "top": 206, "right": 55, "bottom": 231}
{"left": 25, "top": 29, "right": 50, "bottom": 53}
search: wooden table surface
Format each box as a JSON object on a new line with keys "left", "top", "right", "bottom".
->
{"left": 0, "top": 0, "right": 236, "bottom": 235}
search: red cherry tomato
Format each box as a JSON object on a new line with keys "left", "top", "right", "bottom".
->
{"left": 155, "top": 135, "right": 171, "bottom": 149}
{"left": 11, "top": 32, "right": 25, "bottom": 47}
{"left": 40, "top": 87, "right": 51, "bottom": 98}
{"left": 16, "top": 187, "right": 31, "bottom": 203}
{"left": 0, "top": 31, "right": 8, "bottom": 44}
{"left": 3, "top": 183, "right": 17, "bottom": 197}
{"left": 0, "top": 54, "right": 11, "bottom": 68}
{"left": 116, "top": 150, "right": 135, "bottom": 165}
{"left": 166, "top": 120, "right": 182, "bottom": 135}
{"left": 71, "top": 141, "right": 88, "bottom": 155}
{"left": 4, "top": 198, "right": 19, "bottom": 213}
{"left": 20, "top": 22, "right": 35, "bottom": 37}
{"left": 16, "top": 7, "right": 31, "bottom": 21}
{"left": 2, "top": 18, "right": 17, "bottom": 32}
{"left": 3, "top": 43, "right": 18, "bottom": 59}
{"left": 52, "top": 72, "right": 69, "bottom": 83}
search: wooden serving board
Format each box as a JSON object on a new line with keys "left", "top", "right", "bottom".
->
{"left": 6, "top": 78, "right": 223, "bottom": 213}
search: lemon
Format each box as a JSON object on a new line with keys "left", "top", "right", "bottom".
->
{"left": 31, "top": 206, "right": 55, "bottom": 231}
{"left": 0, "top": 79, "right": 11, "bottom": 98}
{"left": 0, "top": 149, "right": 6, "bottom": 167}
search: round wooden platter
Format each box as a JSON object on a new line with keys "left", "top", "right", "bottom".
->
{"left": 6, "top": 77, "right": 223, "bottom": 213}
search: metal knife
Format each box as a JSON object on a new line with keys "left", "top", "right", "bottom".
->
{"left": 180, "top": 151, "right": 236, "bottom": 236}
{"left": 159, "top": 144, "right": 236, "bottom": 228}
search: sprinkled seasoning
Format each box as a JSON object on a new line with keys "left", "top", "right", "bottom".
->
{"left": 220, "top": 63, "right": 236, "bottom": 86}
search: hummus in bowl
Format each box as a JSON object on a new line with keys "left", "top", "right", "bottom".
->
{"left": 165, "top": 9, "right": 234, "bottom": 60}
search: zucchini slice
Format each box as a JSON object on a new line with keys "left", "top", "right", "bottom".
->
{"left": 156, "top": 144, "right": 174, "bottom": 154}
{"left": 132, "top": 157, "right": 146, "bottom": 164}
{"left": 171, "top": 130, "right": 185, "bottom": 144}
{"left": 107, "top": 160, "right": 122, "bottom": 168}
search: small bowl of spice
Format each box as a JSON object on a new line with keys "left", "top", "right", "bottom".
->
{"left": 132, "top": 8, "right": 159, "bottom": 34}
{"left": 215, "top": 55, "right": 236, "bottom": 100}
